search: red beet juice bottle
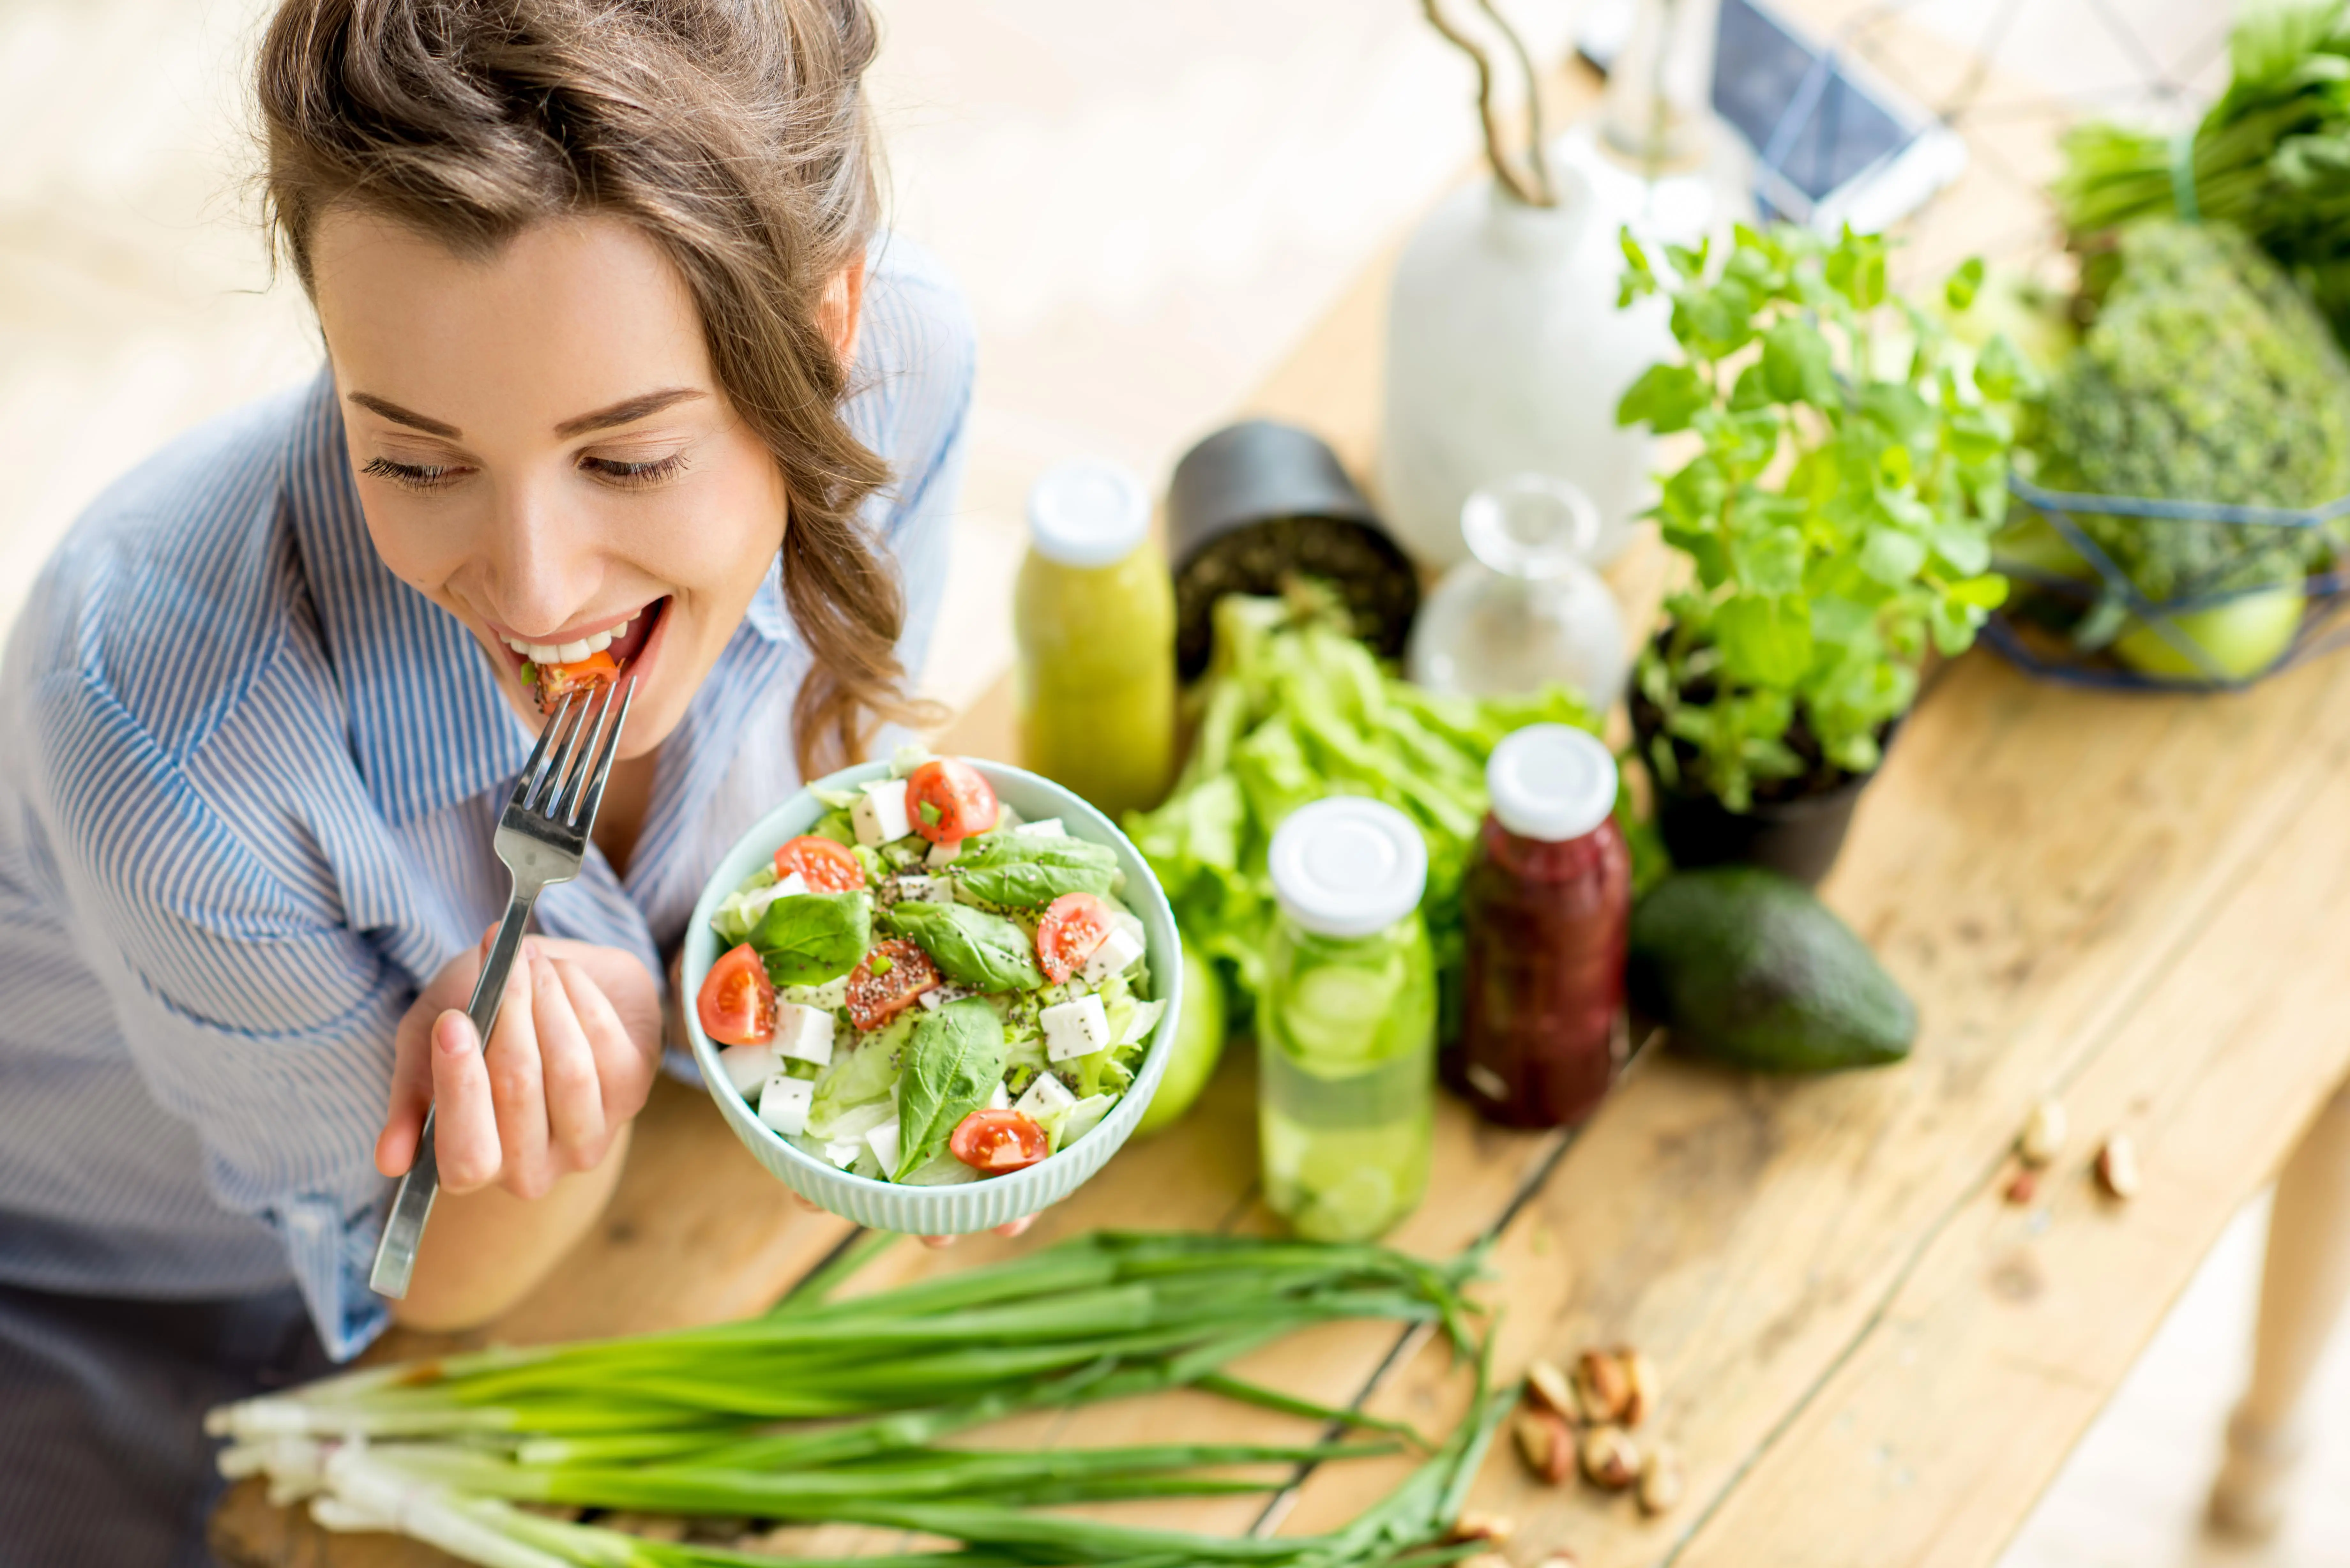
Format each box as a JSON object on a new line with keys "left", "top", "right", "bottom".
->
{"left": 1452, "top": 724, "right": 1631, "bottom": 1127}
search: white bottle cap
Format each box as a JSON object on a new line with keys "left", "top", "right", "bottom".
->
{"left": 1269, "top": 797, "right": 1429, "bottom": 940}
{"left": 1486, "top": 725, "right": 1617, "bottom": 843}
{"left": 1027, "top": 458, "right": 1151, "bottom": 568}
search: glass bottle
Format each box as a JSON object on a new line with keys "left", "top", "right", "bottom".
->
{"left": 1259, "top": 798, "right": 1438, "bottom": 1242}
{"left": 1406, "top": 474, "right": 1629, "bottom": 705}
{"left": 1012, "top": 459, "right": 1177, "bottom": 821}
{"left": 1452, "top": 726, "right": 1632, "bottom": 1128}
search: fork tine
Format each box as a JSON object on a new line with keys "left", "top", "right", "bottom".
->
{"left": 527, "top": 691, "right": 597, "bottom": 815}
{"left": 567, "top": 679, "right": 636, "bottom": 831}
{"left": 511, "top": 689, "right": 580, "bottom": 807}
{"left": 552, "top": 679, "right": 622, "bottom": 826}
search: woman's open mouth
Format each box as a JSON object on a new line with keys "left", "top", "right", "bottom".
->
{"left": 493, "top": 597, "right": 670, "bottom": 710}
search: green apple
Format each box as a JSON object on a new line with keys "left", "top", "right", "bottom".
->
{"left": 2114, "top": 585, "right": 2305, "bottom": 681}
{"left": 1136, "top": 940, "right": 1226, "bottom": 1136}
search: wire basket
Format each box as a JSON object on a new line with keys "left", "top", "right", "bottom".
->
{"left": 1982, "top": 475, "right": 2350, "bottom": 691}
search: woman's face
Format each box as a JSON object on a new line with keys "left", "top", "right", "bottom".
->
{"left": 310, "top": 211, "right": 850, "bottom": 756}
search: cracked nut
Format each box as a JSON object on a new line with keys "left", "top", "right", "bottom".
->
{"left": 1574, "top": 1348, "right": 1633, "bottom": 1425}
{"left": 1515, "top": 1409, "right": 1575, "bottom": 1485}
{"left": 2095, "top": 1134, "right": 2141, "bottom": 1199}
{"left": 1524, "top": 1357, "right": 1575, "bottom": 1419}
{"left": 2003, "top": 1167, "right": 2039, "bottom": 1206}
{"left": 1580, "top": 1423, "right": 1641, "bottom": 1489}
{"left": 2017, "top": 1098, "right": 2068, "bottom": 1168}
{"left": 1637, "top": 1443, "right": 1684, "bottom": 1516}
{"left": 1448, "top": 1513, "right": 1516, "bottom": 1546}
{"left": 1618, "top": 1347, "right": 1659, "bottom": 1428}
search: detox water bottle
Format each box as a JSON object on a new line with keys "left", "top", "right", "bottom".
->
{"left": 1259, "top": 798, "right": 1438, "bottom": 1242}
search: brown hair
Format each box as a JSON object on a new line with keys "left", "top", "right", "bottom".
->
{"left": 258, "top": 0, "right": 936, "bottom": 775}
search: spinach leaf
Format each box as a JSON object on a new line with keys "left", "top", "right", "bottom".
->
{"left": 953, "top": 832, "right": 1121, "bottom": 907}
{"left": 885, "top": 901, "right": 1044, "bottom": 992}
{"left": 752, "top": 892, "right": 872, "bottom": 985}
{"left": 956, "top": 859, "right": 1117, "bottom": 909}
{"left": 808, "top": 808, "right": 859, "bottom": 848}
{"left": 896, "top": 999, "right": 1005, "bottom": 1178}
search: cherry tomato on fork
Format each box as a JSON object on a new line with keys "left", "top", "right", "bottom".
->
{"left": 904, "top": 758, "right": 998, "bottom": 845}
{"left": 697, "top": 942, "right": 775, "bottom": 1046}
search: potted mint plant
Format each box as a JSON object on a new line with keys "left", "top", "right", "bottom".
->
{"left": 1615, "top": 224, "right": 2026, "bottom": 883}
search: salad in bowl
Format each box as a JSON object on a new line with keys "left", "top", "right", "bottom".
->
{"left": 682, "top": 748, "right": 1181, "bottom": 1233}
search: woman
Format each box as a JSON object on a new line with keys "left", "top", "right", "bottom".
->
{"left": 0, "top": 0, "right": 973, "bottom": 1559}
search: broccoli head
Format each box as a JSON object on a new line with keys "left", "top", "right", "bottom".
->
{"left": 2033, "top": 220, "right": 2350, "bottom": 600}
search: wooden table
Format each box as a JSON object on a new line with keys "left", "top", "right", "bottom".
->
{"left": 215, "top": 21, "right": 2350, "bottom": 1568}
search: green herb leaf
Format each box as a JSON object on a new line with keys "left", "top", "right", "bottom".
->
{"left": 1615, "top": 361, "right": 1710, "bottom": 433}
{"left": 886, "top": 901, "right": 1045, "bottom": 992}
{"left": 1944, "top": 256, "right": 1985, "bottom": 312}
{"left": 1714, "top": 593, "right": 1815, "bottom": 686}
{"left": 1762, "top": 318, "right": 1837, "bottom": 405}
{"left": 752, "top": 892, "right": 873, "bottom": 986}
{"left": 897, "top": 999, "right": 1006, "bottom": 1178}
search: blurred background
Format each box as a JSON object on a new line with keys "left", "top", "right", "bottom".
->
{"left": 5, "top": 1, "right": 2343, "bottom": 1561}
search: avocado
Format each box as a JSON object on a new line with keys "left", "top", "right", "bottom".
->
{"left": 1627, "top": 867, "right": 1915, "bottom": 1072}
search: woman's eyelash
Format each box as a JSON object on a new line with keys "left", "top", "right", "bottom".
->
{"left": 362, "top": 456, "right": 460, "bottom": 490}
{"left": 580, "top": 452, "right": 690, "bottom": 489}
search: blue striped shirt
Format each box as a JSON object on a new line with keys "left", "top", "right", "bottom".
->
{"left": 0, "top": 238, "right": 973, "bottom": 1359}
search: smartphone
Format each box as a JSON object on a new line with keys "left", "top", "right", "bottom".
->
{"left": 1577, "top": 0, "right": 1967, "bottom": 233}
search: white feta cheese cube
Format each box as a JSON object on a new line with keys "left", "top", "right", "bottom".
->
{"left": 1014, "top": 817, "right": 1066, "bottom": 838}
{"left": 852, "top": 779, "right": 912, "bottom": 846}
{"left": 893, "top": 874, "right": 952, "bottom": 905}
{"left": 774, "top": 870, "right": 810, "bottom": 899}
{"left": 1077, "top": 925, "right": 1148, "bottom": 987}
{"left": 916, "top": 987, "right": 947, "bottom": 1011}
{"left": 864, "top": 1118, "right": 902, "bottom": 1177}
{"left": 1015, "top": 1071, "right": 1077, "bottom": 1118}
{"left": 987, "top": 1079, "right": 1011, "bottom": 1112}
{"left": 774, "top": 1003, "right": 836, "bottom": 1067}
{"left": 823, "top": 1138, "right": 862, "bottom": 1168}
{"left": 718, "top": 1042, "right": 781, "bottom": 1097}
{"left": 757, "top": 1074, "right": 813, "bottom": 1136}
{"left": 1042, "top": 993, "right": 1113, "bottom": 1063}
{"left": 925, "top": 838, "right": 962, "bottom": 868}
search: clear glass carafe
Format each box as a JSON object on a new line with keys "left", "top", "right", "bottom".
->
{"left": 1405, "top": 474, "right": 1630, "bottom": 705}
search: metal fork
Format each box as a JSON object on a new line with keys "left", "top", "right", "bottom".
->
{"left": 369, "top": 679, "right": 636, "bottom": 1299}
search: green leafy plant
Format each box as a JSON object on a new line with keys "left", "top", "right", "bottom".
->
{"left": 1615, "top": 223, "right": 2024, "bottom": 812}
{"left": 752, "top": 891, "right": 872, "bottom": 985}
{"left": 884, "top": 901, "right": 1046, "bottom": 992}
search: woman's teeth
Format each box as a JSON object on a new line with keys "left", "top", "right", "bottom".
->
{"left": 504, "top": 613, "right": 635, "bottom": 666}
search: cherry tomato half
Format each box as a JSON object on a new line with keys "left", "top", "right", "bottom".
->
{"left": 775, "top": 834, "right": 866, "bottom": 893}
{"left": 905, "top": 758, "right": 998, "bottom": 845}
{"left": 533, "top": 649, "right": 618, "bottom": 713}
{"left": 1035, "top": 892, "right": 1112, "bottom": 985}
{"left": 845, "top": 939, "right": 942, "bottom": 1032}
{"left": 698, "top": 942, "right": 775, "bottom": 1046}
{"left": 950, "top": 1108, "right": 1050, "bottom": 1174}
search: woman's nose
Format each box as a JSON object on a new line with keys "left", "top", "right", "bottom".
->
{"left": 481, "top": 478, "right": 596, "bottom": 636}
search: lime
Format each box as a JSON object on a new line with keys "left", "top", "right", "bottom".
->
{"left": 2114, "top": 586, "right": 2304, "bottom": 681}
{"left": 1135, "top": 940, "right": 1226, "bottom": 1135}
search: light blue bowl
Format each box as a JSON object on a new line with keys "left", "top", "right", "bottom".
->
{"left": 681, "top": 759, "right": 1182, "bottom": 1235}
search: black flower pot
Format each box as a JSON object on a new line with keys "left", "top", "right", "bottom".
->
{"left": 1629, "top": 674, "right": 1897, "bottom": 888}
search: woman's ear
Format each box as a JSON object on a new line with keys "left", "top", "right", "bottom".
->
{"left": 820, "top": 252, "right": 866, "bottom": 368}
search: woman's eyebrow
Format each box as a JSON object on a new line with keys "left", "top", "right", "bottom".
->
{"left": 348, "top": 392, "right": 460, "bottom": 437}
{"left": 553, "top": 387, "right": 707, "bottom": 438}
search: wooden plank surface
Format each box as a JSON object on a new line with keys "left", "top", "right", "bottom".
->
{"left": 214, "top": 16, "right": 2346, "bottom": 1568}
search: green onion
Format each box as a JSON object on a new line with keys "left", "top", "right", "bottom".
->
{"left": 213, "top": 1233, "right": 1500, "bottom": 1568}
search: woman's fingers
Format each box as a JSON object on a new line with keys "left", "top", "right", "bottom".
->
{"left": 532, "top": 947, "right": 607, "bottom": 1172}
{"left": 375, "top": 1013, "right": 437, "bottom": 1178}
{"left": 560, "top": 956, "right": 656, "bottom": 1123}
{"left": 918, "top": 1214, "right": 1038, "bottom": 1248}
{"left": 427, "top": 1009, "right": 501, "bottom": 1193}
{"left": 481, "top": 944, "right": 551, "bottom": 1197}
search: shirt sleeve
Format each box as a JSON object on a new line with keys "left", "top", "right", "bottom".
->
{"left": 30, "top": 664, "right": 403, "bottom": 1359}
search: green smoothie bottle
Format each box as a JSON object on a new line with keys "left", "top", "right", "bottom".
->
{"left": 1013, "top": 459, "right": 1177, "bottom": 820}
{"left": 1259, "top": 797, "right": 1438, "bottom": 1241}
